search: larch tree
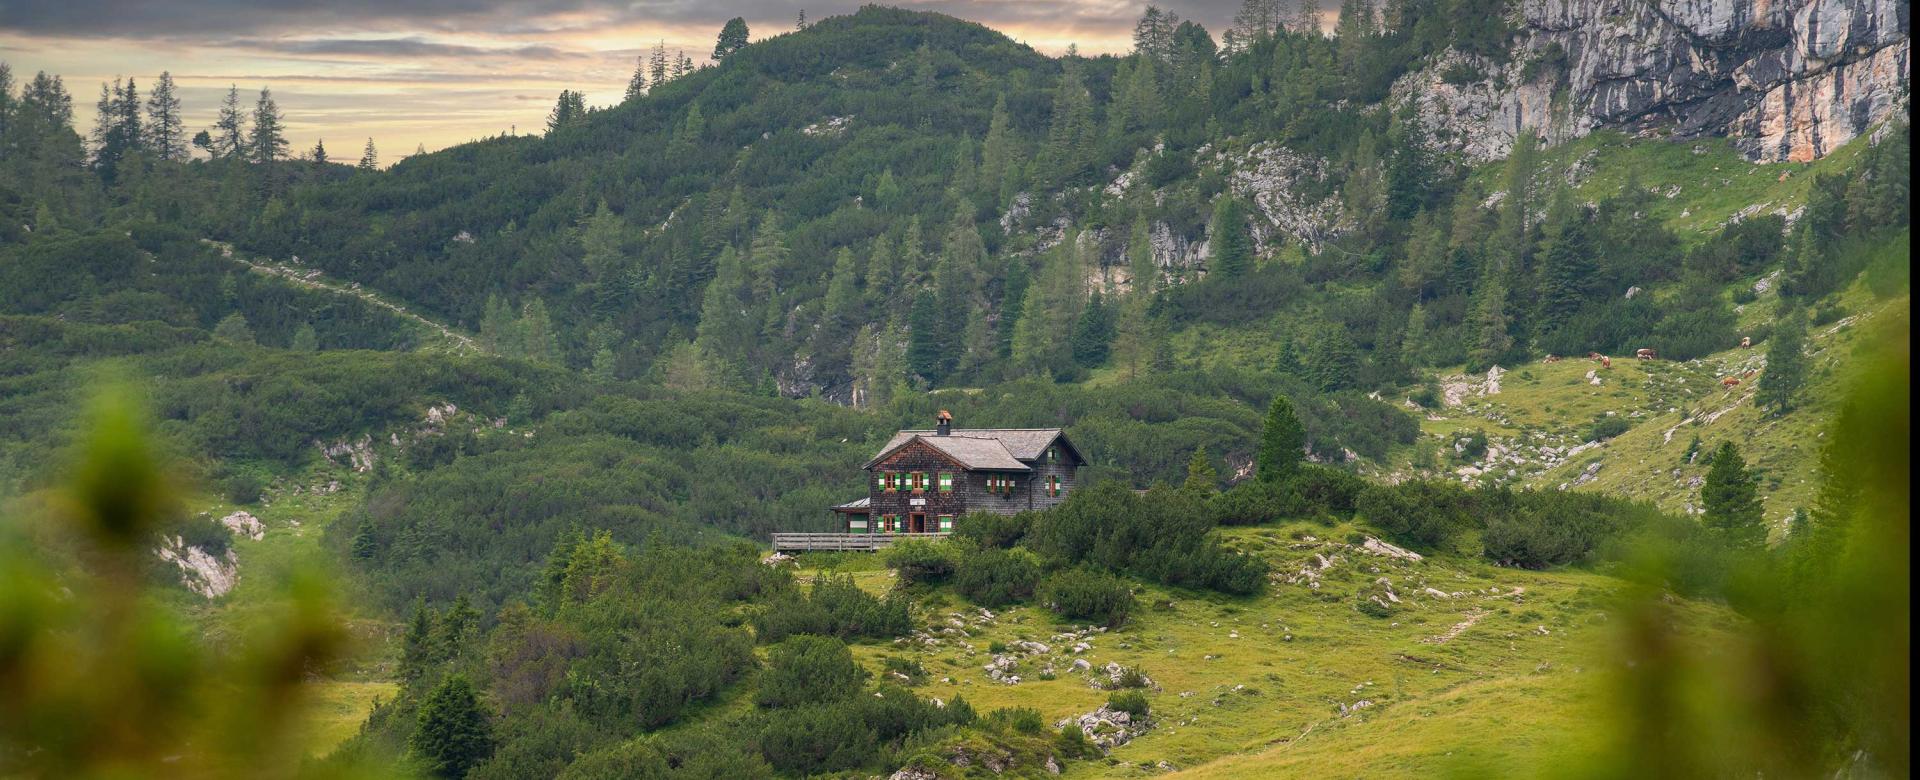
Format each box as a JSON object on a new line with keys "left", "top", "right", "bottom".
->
{"left": 713, "top": 17, "right": 750, "bottom": 60}
{"left": 1702, "top": 442, "right": 1766, "bottom": 549}
{"left": 143, "top": 71, "right": 186, "bottom": 161}
{"left": 1257, "top": 394, "right": 1307, "bottom": 482}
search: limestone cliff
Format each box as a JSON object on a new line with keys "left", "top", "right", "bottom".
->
{"left": 1398, "top": 0, "right": 1910, "bottom": 162}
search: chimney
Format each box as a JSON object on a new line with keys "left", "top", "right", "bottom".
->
{"left": 936, "top": 410, "right": 952, "bottom": 436}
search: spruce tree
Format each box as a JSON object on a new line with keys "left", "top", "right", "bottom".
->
{"left": 906, "top": 289, "right": 942, "bottom": 383}
{"left": 248, "top": 87, "right": 287, "bottom": 163}
{"left": 1258, "top": 395, "right": 1307, "bottom": 482}
{"left": 1209, "top": 197, "right": 1253, "bottom": 278}
{"left": 1303, "top": 323, "right": 1358, "bottom": 391}
{"left": 1702, "top": 442, "right": 1766, "bottom": 549}
{"left": 411, "top": 674, "right": 493, "bottom": 779}
{"left": 358, "top": 137, "right": 377, "bottom": 170}
{"left": 398, "top": 600, "right": 435, "bottom": 685}
{"left": 309, "top": 139, "right": 327, "bottom": 167}
{"left": 1071, "top": 292, "right": 1114, "bottom": 367}
{"left": 290, "top": 322, "right": 318, "bottom": 352}
{"left": 1757, "top": 307, "right": 1809, "bottom": 416}
{"left": 144, "top": 71, "right": 186, "bottom": 161}
{"left": 714, "top": 18, "right": 750, "bottom": 60}
{"left": 517, "top": 299, "right": 561, "bottom": 364}
{"left": 1184, "top": 446, "right": 1219, "bottom": 494}
{"left": 212, "top": 313, "right": 254, "bottom": 344}
{"left": 212, "top": 84, "right": 245, "bottom": 159}
{"left": 650, "top": 41, "right": 670, "bottom": 85}
{"left": 624, "top": 56, "right": 648, "bottom": 101}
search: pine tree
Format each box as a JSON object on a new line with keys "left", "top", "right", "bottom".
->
{"left": 1040, "top": 57, "right": 1093, "bottom": 184}
{"left": 578, "top": 200, "right": 626, "bottom": 283}
{"left": 358, "top": 137, "right": 377, "bottom": 170}
{"left": 1401, "top": 301, "right": 1429, "bottom": 368}
{"left": 906, "top": 289, "right": 942, "bottom": 383}
{"left": 248, "top": 87, "right": 287, "bottom": 163}
{"left": 478, "top": 294, "right": 516, "bottom": 354}
{"left": 978, "top": 94, "right": 1016, "bottom": 205}
{"left": 211, "top": 84, "right": 245, "bottom": 159}
{"left": 1702, "top": 442, "right": 1766, "bottom": 549}
{"left": 797, "top": 9, "right": 808, "bottom": 29}
{"left": 411, "top": 674, "right": 494, "bottom": 779}
{"left": 1757, "top": 307, "right": 1809, "bottom": 416}
{"left": 1231, "top": 0, "right": 1284, "bottom": 49}
{"left": 89, "top": 77, "right": 143, "bottom": 178}
{"left": 1133, "top": 6, "right": 1181, "bottom": 60}
{"left": 517, "top": 299, "right": 561, "bottom": 364}
{"left": 290, "top": 322, "right": 319, "bottom": 351}
{"left": 309, "top": 138, "right": 327, "bottom": 168}
{"left": 1534, "top": 188, "right": 1596, "bottom": 340}
{"left": 1466, "top": 257, "right": 1512, "bottom": 370}
{"left": 1184, "top": 446, "right": 1219, "bottom": 494}
{"left": 624, "top": 56, "right": 648, "bottom": 101}
{"left": 544, "top": 90, "right": 585, "bottom": 134}
{"left": 398, "top": 600, "right": 436, "bottom": 685}
{"left": 1258, "top": 395, "right": 1307, "bottom": 482}
{"left": 144, "top": 71, "right": 186, "bottom": 161}
{"left": 212, "top": 313, "right": 254, "bottom": 344}
{"left": 694, "top": 245, "right": 754, "bottom": 376}
{"left": 714, "top": 17, "right": 751, "bottom": 60}
{"left": 0, "top": 63, "right": 14, "bottom": 153}
{"left": 1070, "top": 292, "right": 1115, "bottom": 367}
{"left": 1128, "top": 215, "right": 1158, "bottom": 297}
{"left": 650, "top": 41, "right": 670, "bottom": 85}
{"left": 1209, "top": 197, "right": 1253, "bottom": 278}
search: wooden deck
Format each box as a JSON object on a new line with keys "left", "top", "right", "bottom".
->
{"left": 771, "top": 532, "right": 950, "bottom": 552}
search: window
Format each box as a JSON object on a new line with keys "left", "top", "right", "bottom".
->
{"left": 848, "top": 518, "right": 868, "bottom": 533}
{"left": 1047, "top": 475, "right": 1061, "bottom": 497}
{"left": 938, "top": 472, "right": 954, "bottom": 492}
{"left": 912, "top": 472, "right": 927, "bottom": 491}
{"left": 881, "top": 515, "right": 896, "bottom": 533}
{"left": 938, "top": 515, "right": 954, "bottom": 532}
{"left": 883, "top": 472, "right": 897, "bottom": 492}
{"left": 874, "top": 473, "right": 887, "bottom": 491}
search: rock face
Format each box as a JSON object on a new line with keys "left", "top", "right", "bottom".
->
{"left": 155, "top": 536, "right": 239, "bottom": 599}
{"left": 1398, "top": 0, "right": 1910, "bottom": 162}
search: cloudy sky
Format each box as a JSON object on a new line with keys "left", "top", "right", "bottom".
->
{"left": 0, "top": 0, "right": 1251, "bottom": 162}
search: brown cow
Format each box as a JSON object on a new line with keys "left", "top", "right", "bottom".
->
{"left": 1587, "top": 352, "right": 1604, "bottom": 360}
{"left": 1721, "top": 377, "right": 1741, "bottom": 389}
{"left": 1601, "top": 356, "right": 1613, "bottom": 369}
{"left": 1635, "top": 348, "right": 1657, "bottom": 360}
{"left": 1740, "top": 336, "right": 1752, "bottom": 349}
{"left": 1543, "top": 354, "right": 1561, "bottom": 364}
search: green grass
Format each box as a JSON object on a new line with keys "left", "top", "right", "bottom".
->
{"left": 304, "top": 680, "right": 397, "bottom": 757}
{"left": 811, "top": 522, "right": 1738, "bottom": 777}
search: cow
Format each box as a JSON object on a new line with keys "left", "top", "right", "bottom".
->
{"left": 1587, "top": 352, "right": 1604, "bottom": 360}
{"left": 1721, "top": 377, "right": 1741, "bottom": 389}
{"left": 1635, "top": 348, "right": 1658, "bottom": 360}
{"left": 1740, "top": 336, "right": 1752, "bottom": 349}
{"left": 1542, "top": 354, "right": 1561, "bottom": 364}
{"left": 1601, "top": 356, "right": 1613, "bottom": 369}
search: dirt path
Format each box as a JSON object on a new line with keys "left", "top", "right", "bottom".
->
{"left": 1422, "top": 607, "right": 1488, "bottom": 645}
{"left": 204, "top": 239, "right": 483, "bottom": 354}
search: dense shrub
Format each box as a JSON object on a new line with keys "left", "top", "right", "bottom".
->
{"left": 1030, "top": 483, "right": 1268, "bottom": 595}
{"left": 951, "top": 510, "right": 1034, "bottom": 549}
{"left": 753, "top": 574, "right": 911, "bottom": 643}
{"left": 882, "top": 539, "right": 959, "bottom": 585}
{"left": 1356, "top": 480, "right": 1478, "bottom": 549}
{"left": 755, "top": 636, "right": 868, "bottom": 709}
{"left": 1586, "top": 416, "right": 1631, "bottom": 442}
{"left": 1040, "top": 568, "right": 1135, "bottom": 628}
{"left": 953, "top": 547, "right": 1041, "bottom": 606}
{"left": 753, "top": 702, "right": 877, "bottom": 775}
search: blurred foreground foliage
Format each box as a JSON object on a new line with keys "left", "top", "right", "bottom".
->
{"left": 0, "top": 388, "right": 403, "bottom": 779}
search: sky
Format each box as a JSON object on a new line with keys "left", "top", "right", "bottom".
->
{"left": 0, "top": 0, "right": 1259, "bottom": 162}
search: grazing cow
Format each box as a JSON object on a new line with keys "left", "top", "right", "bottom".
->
{"left": 1601, "top": 356, "right": 1613, "bottom": 369}
{"left": 1721, "top": 377, "right": 1741, "bottom": 389}
{"left": 1635, "top": 348, "right": 1657, "bottom": 360}
{"left": 1743, "top": 369, "right": 1757, "bottom": 379}
{"left": 1587, "top": 352, "right": 1604, "bottom": 360}
{"left": 1740, "top": 336, "right": 1752, "bottom": 349}
{"left": 1543, "top": 354, "right": 1561, "bottom": 364}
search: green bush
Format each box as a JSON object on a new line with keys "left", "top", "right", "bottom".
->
{"left": 755, "top": 636, "right": 867, "bottom": 709}
{"left": 953, "top": 547, "right": 1040, "bottom": 607}
{"left": 951, "top": 510, "right": 1034, "bottom": 549}
{"left": 1040, "top": 568, "right": 1135, "bottom": 628}
{"left": 983, "top": 706, "right": 1047, "bottom": 735}
{"left": 1356, "top": 480, "right": 1477, "bottom": 550}
{"left": 1586, "top": 416, "right": 1631, "bottom": 442}
{"left": 883, "top": 539, "right": 958, "bottom": 585}
{"left": 753, "top": 702, "right": 877, "bottom": 775}
{"left": 1107, "top": 690, "right": 1150, "bottom": 718}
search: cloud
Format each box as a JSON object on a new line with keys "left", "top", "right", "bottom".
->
{"left": 218, "top": 36, "right": 584, "bottom": 60}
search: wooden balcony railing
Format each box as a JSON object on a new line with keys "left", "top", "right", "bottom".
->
{"left": 770, "top": 532, "right": 950, "bottom": 552}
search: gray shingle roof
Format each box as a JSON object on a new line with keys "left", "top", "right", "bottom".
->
{"left": 863, "top": 428, "right": 1071, "bottom": 471}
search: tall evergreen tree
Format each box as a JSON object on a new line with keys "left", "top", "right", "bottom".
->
{"left": 1039, "top": 56, "right": 1093, "bottom": 184}
{"left": 144, "top": 71, "right": 186, "bottom": 161}
{"left": 649, "top": 41, "right": 670, "bottom": 85}
{"left": 1070, "top": 292, "right": 1115, "bottom": 367}
{"left": 358, "top": 137, "right": 378, "bottom": 170}
{"left": 1757, "top": 307, "right": 1809, "bottom": 416}
{"left": 1702, "top": 442, "right": 1766, "bottom": 549}
{"left": 211, "top": 84, "right": 245, "bottom": 159}
{"left": 1184, "top": 446, "right": 1219, "bottom": 494}
{"left": 544, "top": 90, "right": 585, "bottom": 134}
{"left": 411, "top": 674, "right": 494, "bottom": 779}
{"left": 518, "top": 299, "right": 562, "bottom": 364}
{"left": 906, "top": 289, "right": 942, "bottom": 383}
{"left": 308, "top": 138, "right": 327, "bottom": 167}
{"left": 1258, "top": 395, "right": 1307, "bottom": 482}
{"left": 0, "top": 63, "right": 14, "bottom": 156}
{"left": 1466, "top": 256, "right": 1513, "bottom": 370}
{"left": 624, "top": 56, "right": 648, "bottom": 101}
{"left": 1133, "top": 6, "right": 1181, "bottom": 60}
{"left": 1303, "top": 323, "right": 1359, "bottom": 391}
{"left": 248, "top": 86, "right": 287, "bottom": 163}
{"left": 713, "top": 17, "right": 750, "bottom": 60}
{"left": 1209, "top": 196, "right": 1253, "bottom": 278}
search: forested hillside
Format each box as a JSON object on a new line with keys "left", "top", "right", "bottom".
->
{"left": 0, "top": 1, "right": 1909, "bottom": 777}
